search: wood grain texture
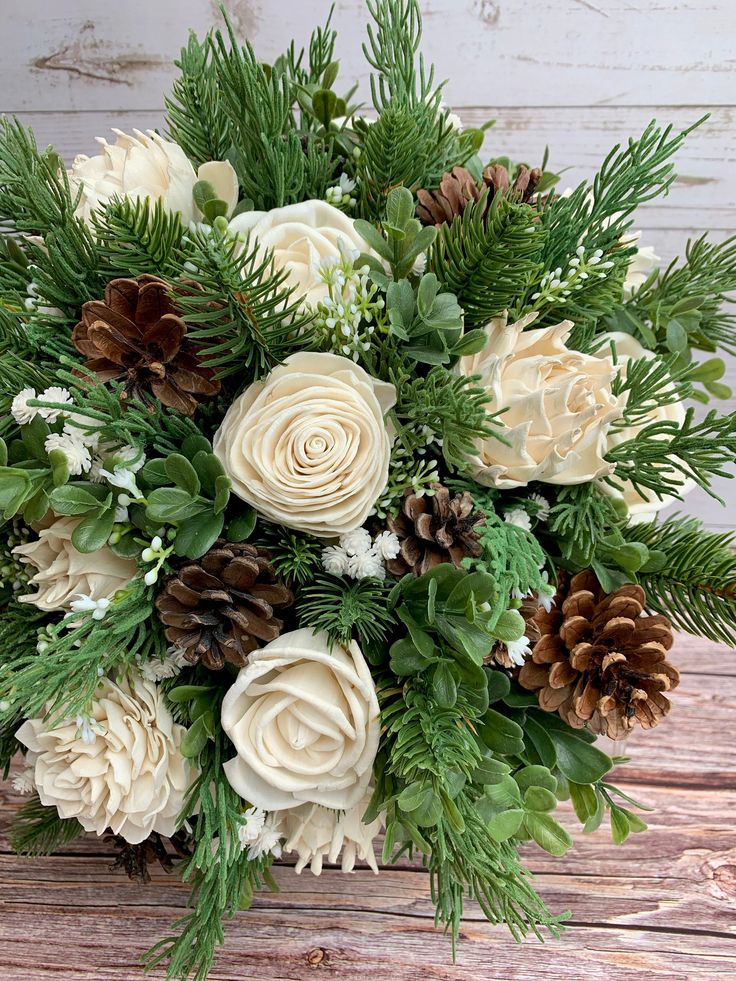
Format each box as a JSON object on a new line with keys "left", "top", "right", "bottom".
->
{"left": 0, "top": 633, "right": 734, "bottom": 981}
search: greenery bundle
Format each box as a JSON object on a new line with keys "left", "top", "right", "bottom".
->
{"left": 0, "top": 3, "right": 733, "bottom": 979}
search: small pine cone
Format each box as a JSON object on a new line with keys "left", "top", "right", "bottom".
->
{"left": 386, "top": 484, "right": 485, "bottom": 577}
{"left": 487, "top": 594, "right": 543, "bottom": 670}
{"left": 73, "top": 274, "right": 220, "bottom": 416}
{"left": 482, "top": 163, "right": 542, "bottom": 203}
{"left": 416, "top": 166, "right": 483, "bottom": 226}
{"left": 155, "top": 541, "right": 293, "bottom": 671}
{"left": 416, "top": 163, "right": 543, "bottom": 227}
{"left": 518, "top": 570, "right": 679, "bottom": 738}
{"left": 106, "top": 829, "right": 192, "bottom": 884}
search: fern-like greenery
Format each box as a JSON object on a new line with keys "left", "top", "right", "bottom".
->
{"left": 430, "top": 195, "right": 545, "bottom": 329}
{"left": 296, "top": 572, "right": 396, "bottom": 660}
{"left": 623, "top": 516, "right": 736, "bottom": 644}
{"left": 92, "top": 196, "right": 186, "bottom": 279}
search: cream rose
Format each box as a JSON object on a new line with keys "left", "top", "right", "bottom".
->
{"left": 16, "top": 673, "right": 195, "bottom": 844}
{"left": 13, "top": 516, "right": 136, "bottom": 613}
{"left": 460, "top": 311, "right": 624, "bottom": 488}
{"left": 221, "top": 628, "right": 380, "bottom": 812}
{"left": 227, "top": 200, "right": 374, "bottom": 307}
{"left": 279, "top": 791, "right": 383, "bottom": 875}
{"left": 594, "top": 331, "right": 695, "bottom": 522}
{"left": 213, "top": 352, "right": 395, "bottom": 538}
{"left": 68, "top": 129, "right": 238, "bottom": 224}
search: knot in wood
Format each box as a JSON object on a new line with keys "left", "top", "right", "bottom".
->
{"left": 306, "top": 946, "right": 328, "bottom": 968}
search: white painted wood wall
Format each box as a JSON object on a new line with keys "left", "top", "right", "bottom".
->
{"left": 2, "top": 0, "right": 735, "bottom": 529}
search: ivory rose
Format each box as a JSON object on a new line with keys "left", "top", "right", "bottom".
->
{"left": 227, "top": 200, "right": 375, "bottom": 307}
{"left": 13, "top": 516, "right": 136, "bottom": 613}
{"left": 459, "top": 311, "right": 623, "bottom": 488}
{"left": 213, "top": 352, "right": 395, "bottom": 538}
{"left": 594, "top": 331, "right": 695, "bottom": 522}
{"left": 16, "top": 673, "right": 195, "bottom": 844}
{"left": 221, "top": 628, "right": 380, "bottom": 812}
{"left": 68, "top": 129, "right": 238, "bottom": 224}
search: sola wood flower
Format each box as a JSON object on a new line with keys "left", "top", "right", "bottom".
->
{"left": 72, "top": 275, "right": 220, "bottom": 415}
{"left": 459, "top": 311, "right": 623, "bottom": 487}
{"left": 16, "top": 673, "right": 196, "bottom": 844}
{"left": 13, "top": 516, "right": 136, "bottom": 614}
{"left": 213, "top": 352, "right": 396, "bottom": 538}
{"left": 221, "top": 627, "right": 380, "bottom": 811}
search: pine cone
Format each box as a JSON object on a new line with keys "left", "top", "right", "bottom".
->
{"left": 416, "top": 163, "right": 543, "bottom": 227}
{"left": 106, "top": 829, "right": 192, "bottom": 884}
{"left": 155, "top": 541, "right": 293, "bottom": 670}
{"left": 72, "top": 274, "right": 220, "bottom": 416}
{"left": 518, "top": 570, "right": 679, "bottom": 738}
{"left": 487, "top": 594, "right": 543, "bottom": 670}
{"left": 386, "top": 484, "right": 485, "bottom": 577}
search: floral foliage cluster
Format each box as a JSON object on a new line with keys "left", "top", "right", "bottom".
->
{"left": 1, "top": 3, "right": 736, "bottom": 979}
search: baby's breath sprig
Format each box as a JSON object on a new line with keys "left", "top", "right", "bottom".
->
{"left": 529, "top": 245, "right": 615, "bottom": 310}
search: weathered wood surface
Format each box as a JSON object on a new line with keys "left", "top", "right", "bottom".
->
{"left": 0, "top": 632, "right": 734, "bottom": 980}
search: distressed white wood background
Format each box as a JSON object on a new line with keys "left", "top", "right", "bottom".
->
{"left": 1, "top": 0, "right": 735, "bottom": 528}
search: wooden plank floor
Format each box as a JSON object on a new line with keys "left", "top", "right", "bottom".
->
{"left": 0, "top": 634, "right": 734, "bottom": 980}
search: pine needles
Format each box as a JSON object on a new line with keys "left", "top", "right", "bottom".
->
{"left": 624, "top": 516, "right": 736, "bottom": 645}
{"left": 10, "top": 795, "right": 83, "bottom": 856}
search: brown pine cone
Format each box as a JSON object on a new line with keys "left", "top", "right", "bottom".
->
{"left": 518, "top": 570, "right": 679, "bottom": 738}
{"left": 106, "top": 829, "right": 192, "bottom": 884}
{"left": 155, "top": 541, "right": 293, "bottom": 670}
{"left": 72, "top": 274, "right": 220, "bottom": 416}
{"left": 487, "top": 594, "right": 543, "bottom": 670}
{"left": 386, "top": 484, "right": 485, "bottom": 577}
{"left": 416, "top": 163, "right": 543, "bottom": 227}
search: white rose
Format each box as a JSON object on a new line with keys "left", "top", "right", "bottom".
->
{"left": 221, "top": 628, "right": 380, "bottom": 812}
{"left": 460, "top": 311, "right": 624, "bottom": 488}
{"left": 13, "top": 516, "right": 136, "bottom": 613}
{"left": 68, "top": 129, "right": 238, "bottom": 224}
{"left": 227, "top": 200, "right": 375, "bottom": 307}
{"left": 280, "top": 791, "right": 384, "bottom": 875}
{"left": 16, "top": 673, "right": 196, "bottom": 844}
{"left": 213, "top": 352, "right": 396, "bottom": 538}
{"left": 594, "top": 331, "right": 695, "bottom": 522}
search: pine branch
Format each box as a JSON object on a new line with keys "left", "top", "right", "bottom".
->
{"left": 363, "top": 0, "right": 438, "bottom": 109}
{"left": 10, "top": 795, "right": 83, "bottom": 856}
{"left": 296, "top": 573, "right": 396, "bottom": 660}
{"left": 169, "top": 226, "right": 315, "bottom": 385}
{"left": 623, "top": 516, "right": 736, "bottom": 645}
{"left": 430, "top": 195, "right": 545, "bottom": 329}
{"left": 609, "top": 352, "right": 693, "bottom": 429}
{"left": 606, "top": 406, "right": 736, "bottom": 502}
{"left": 92, "top": 196, "right": 186, "bottom": 279}
{"left": 165, "top": 30, "right": 232, "bottom": 168}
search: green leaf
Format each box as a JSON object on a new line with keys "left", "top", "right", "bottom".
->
{"left": 49, "top": 483, "right": 109, "bottom": 516}
{"left": 522, "top": 716, "right": 557, "bottom": 769}
{"left": 548, "top": 730, "right": 613, "bottom": 784}
{"left": 139, "top": 458, "right": 170, "bottom": 488}
{"left": 192, "top": 451, "right": 226, "bottom": 496}
{"left": 166, "top": 684, "right": 214, "bottom": 704}
{"left": 492, "top": 608, "right": 525, "bottom": 643}
{"left": 21, "top": 416, "right": 50, "bottom": 461}
{"left": 193, "top": 179, "right": 217, "bottom": 212}
{"left": 514, "top": 765, "right": 557, "bottom": 794}
{"left": 0, "top": 438, "right": 7, "bottom": 468}
{"left": 312, "top": 89, "right": 337, "bottom": 126}
{"left": 569, "top": 781, "right": 599, "bottom": 824}
{"left": 479, "top": 708, "right": 525, "bottom": 756}
{"left": 48, "top": 449, "right": 70, "bottom": 488}
{"left": 226, "top": 509, "right": 257, "bottom": 542}
{"left": 71, "top": 508, "right": 116, "bottom": 553}
{"left": 666, "top": 318, "right": 688, "bottom": 354}
{"left": 412, "top": 788, "right": 443, "bottom": 827}
{"left": 432, "top": 662, "right": 457, "bottom": 708}
{"left": 473, "top": 754, "right": 510, "bottom": 786}
{"left": 213, "top": 475, "right": 231, "bottom": 515}
{"left": 147, "top": 487, "right": 205, "bottom": 523}
{"left": 353, "top": 219, "right": 391, "bottom": 260}
{"left": 487, "top": 808, "right": 524, "bottom": 842}
{"left": 165, "top": 453, "right": 201, "bottom": 496}
{"left": 173, "top": 510, "right": 225, "bottom": 560}
{"left": 0, "top": 468, "right": 31, "bottom": 512}
{"left": 609, "top": 806, "right": 631, "bottom": 845}
{"left": 181, "top": 715, "right": 210, "bottom": 758}
{"left": 523, "top": 786, "right": 558, "bottom": 813}
{"left": 385, "top": 186, "right": 415, "bottom": 233}
{"left": 389, "top": 637, "right": 434, "bottom": 676}
{"left": 451, "top": 328, "right": 488, "bottom": 356}
{"left": 397, "top": 780, "right": 430, "bottom": 813}
{"left": 24, "top": 487, "right": 49, "bottom": 524}
{"left": 486, "top": 669, "right": 511, "bottom": 704}
{"left": 524, "top": 811, "right": 572, "bottom": 856}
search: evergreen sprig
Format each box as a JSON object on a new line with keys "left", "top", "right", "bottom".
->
{"left": 296, "top": 572, "right": 396, "bottom": 660}
{"left": 143, "top": 714, "right": 276, "bottom": 981}
{"left": 10, "top": 794, "right": 83, "bottom": 856}
{"left": 169, "top": 226, "right": 314, "bottom": 385}
{"left": 430, "top": 195, "right": 545, "bottom": 329}
{"left": 92, "top": 196, "right": 186, "bottom": 279}
{"left": 165, "top": 30, "right": 232, "bottom": 168}
{"left": 623, "top": 516, "right": 736, "bottom": 644}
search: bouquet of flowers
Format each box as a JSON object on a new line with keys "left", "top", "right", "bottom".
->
{"left": 1, "top": 2, "right": 735, "bottom": 978}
